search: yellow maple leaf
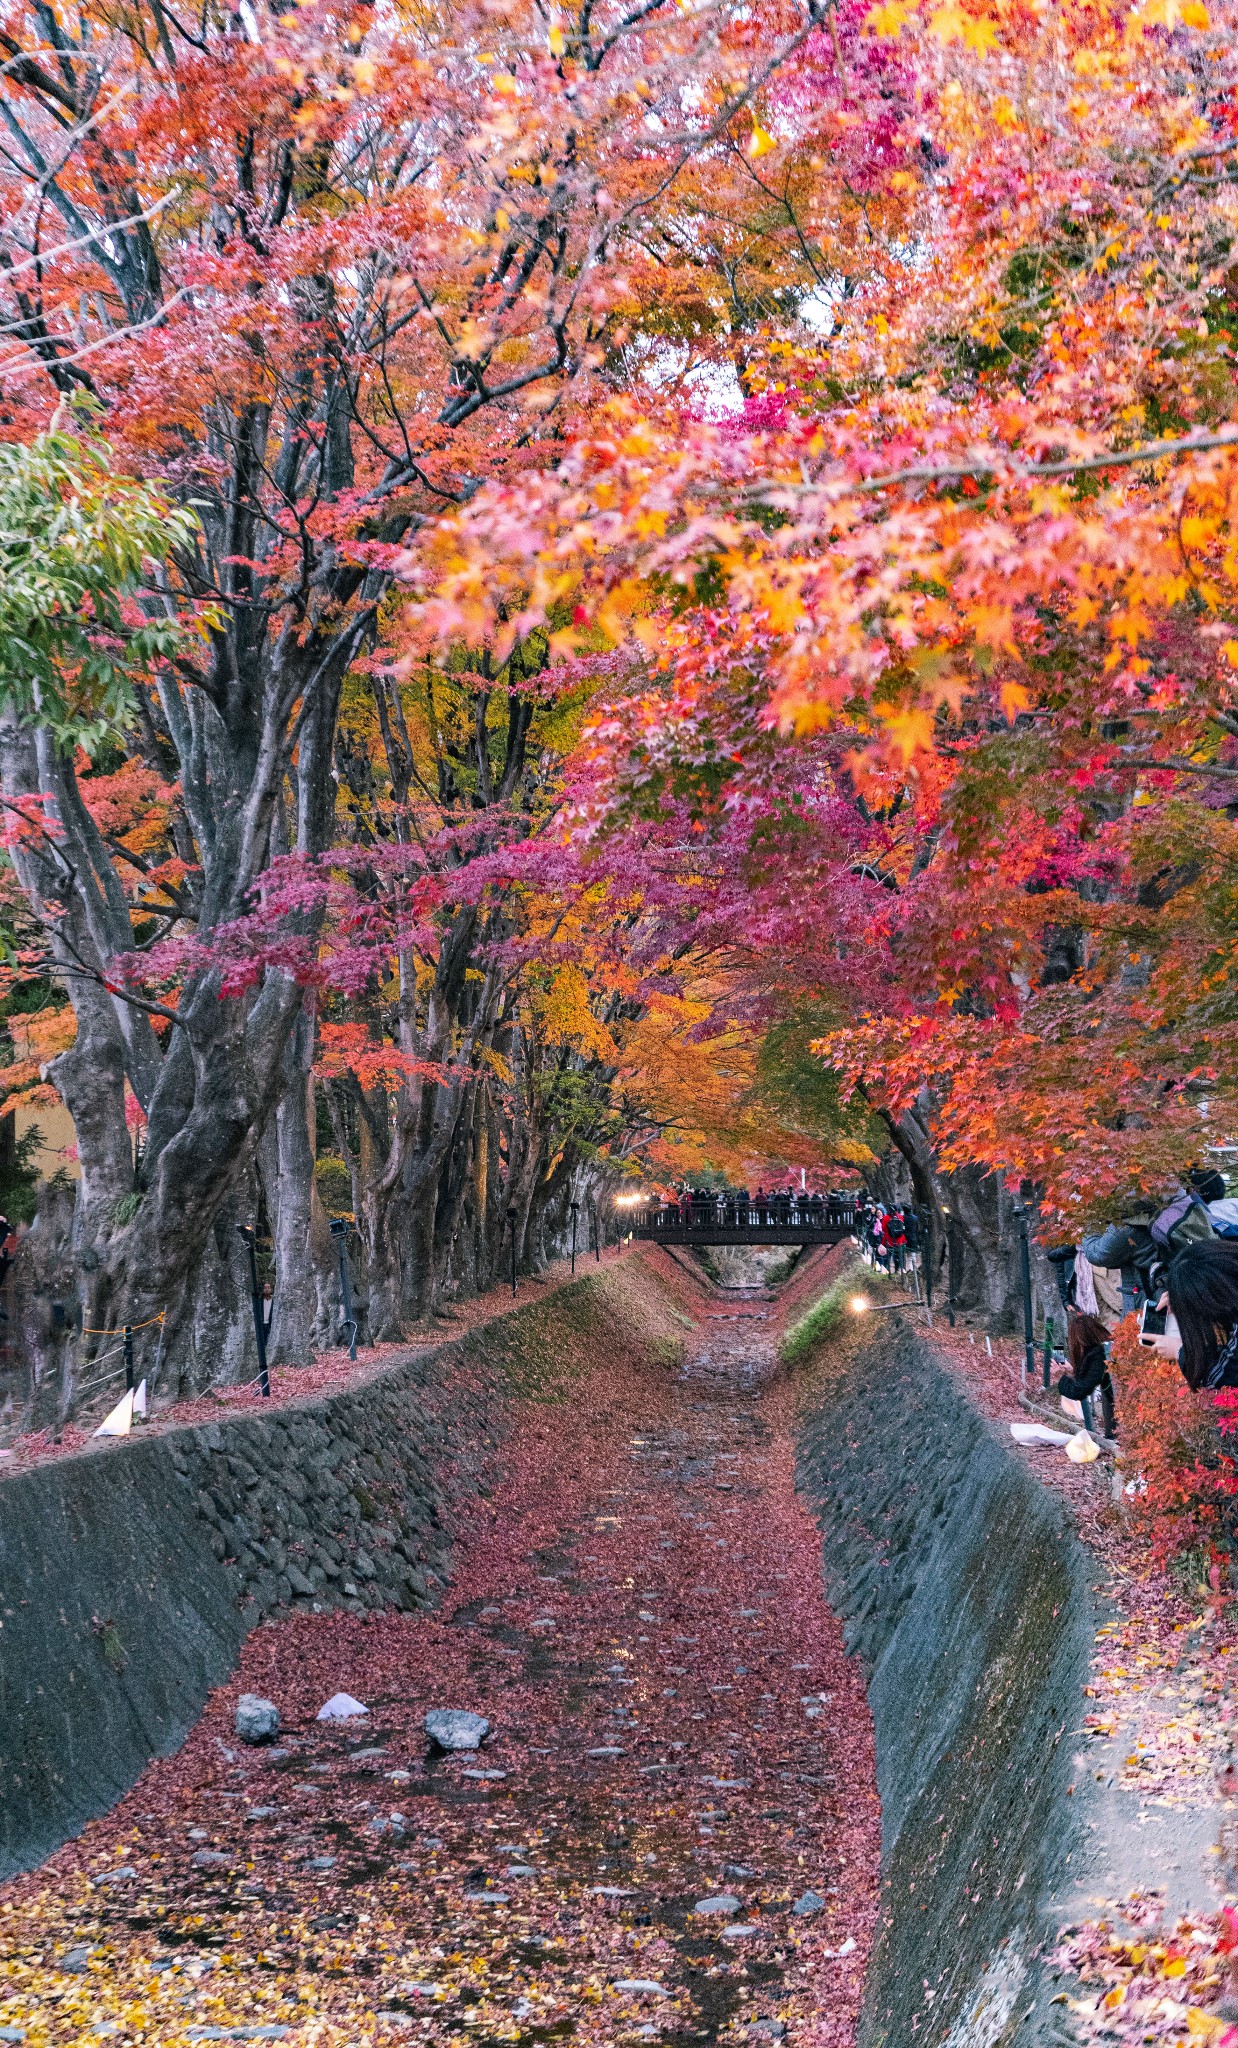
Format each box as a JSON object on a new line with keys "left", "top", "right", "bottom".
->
{"left": 748, "top": 122, "right": 776, "bottom": 158}
{"left": 865, "top": 0, "right": 911, "bottom": 27}
{"left": 929, "top": 2, "right": 1001, "bottom": 50}
{"left": 548, "top": 22, "right": 565, "bottom": 54}
{"left": 1000, "top": 679, "right": 1032, "bottom": 720}
{"left": 883, "top": 706, "right": 937, "bottom": 762}
{"left": 967, "top": 603, "right": 1016, "bottom": 649}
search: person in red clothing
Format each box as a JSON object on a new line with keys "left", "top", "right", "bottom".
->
{"left": 881, "top": 1208, "right": 908, "bottom": 1272}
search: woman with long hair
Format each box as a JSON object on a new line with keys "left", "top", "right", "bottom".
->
{"left": 1059, "top": 1310, "right": 1115, "bottom": 1436}
{"left": 1164, "top": 1241, "right": 1238, "bottom": 1390}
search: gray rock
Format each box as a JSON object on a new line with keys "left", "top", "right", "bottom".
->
{"left": 612, "top": 1980, "right": 668, "bottom": 1997}
{"left": 95, "top": 1866, "right": 138, "bottom": 1884}
{"left": 59, "top": 1946, "right": 92, "bottom": 1972}
{"left": 304, "top": 1856, "right": 337, "bottom": 1871}
{"left": 747, "top": 2021, "right": 786, "bottom": 2043}
{"left": 693, "top": 1894, "right": 742, "bottom": 1916}
{"left": 424, "top": 1708, "right": 489, "bottom": 1751}
{"left": 235, "top": 1694, "right": 280, "bottom": 1744}
{"left": 0, "top": 2028, "right": 26, "bottom": 2042}
{"left": 792, "top": 1889, "right": 826, "bottom": 1916}
{"left": 191, "top": 1849, "right": 231, "bottom": 1870}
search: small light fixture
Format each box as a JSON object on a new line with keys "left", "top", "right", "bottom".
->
{"left": 849, "top": 1294, "right": 870, "bottom": 1315}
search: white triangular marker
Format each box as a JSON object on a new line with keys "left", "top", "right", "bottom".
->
{"left": 95, "top": 1388, "right": 135, "bottom": 1437}
{"left": 133, "top": 1378, "right": 147, "bottom": 1419}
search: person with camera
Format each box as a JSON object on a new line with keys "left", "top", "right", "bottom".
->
{"left": 1142, "top": 1240, "right": 1238, "bottom": 1391}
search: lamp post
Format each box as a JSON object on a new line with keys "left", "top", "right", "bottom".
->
{"left": 329, "top": 1216, "right": 357, "bottom": 1361}
{"left": 570, "top": 1199, "right": 579, "bottom": 1276}
{"left": 507, "top": 1205, "right": 518, "bottom": 1297}
{"left": 237, "top": 1224, "right": 271, "bottom": 1397}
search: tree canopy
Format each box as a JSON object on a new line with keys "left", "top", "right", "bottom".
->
{"left": 2, "top": 0, "right": 1237, "bottom": 1398}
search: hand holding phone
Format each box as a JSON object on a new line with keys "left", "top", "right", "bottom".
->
{"left": 1140, "top": 1292, "right": 1180, "bottom": 1358}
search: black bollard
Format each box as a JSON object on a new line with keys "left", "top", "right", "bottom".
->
{"left": 508, "top": 1205, "right": 518, "bottom": 1296}
{"left": 945, "top": 1209, "right": 956, "bottom": 1328}
{"left": 237, "top": 1225, "right": 271, "bottom": 1397}
{"left": 570, "top": 1199, "right": 579, "bottom": 1276}
{"left": 123, "top": 1323, "right": 134, "bottom": 1393}
{"left": 1015, "top": 1210, "right": 1037, "bottom": 1389}
{"left": 329, "top": 1216, "right": 358, "bottom": 1360}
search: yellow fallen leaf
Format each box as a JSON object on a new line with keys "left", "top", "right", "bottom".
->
{"left": 865, "top": 0, "right": 911, "bottom": 28}
{"left": 748, "top": 122, "right": 776, "bottom": 158}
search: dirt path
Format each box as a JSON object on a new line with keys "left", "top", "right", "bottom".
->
{"left": 0, "top": 1280, "right": 880, "bottom": 2048}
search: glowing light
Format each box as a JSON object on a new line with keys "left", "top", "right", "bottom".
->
{"left": 849, "top": 1295, "right": 870, "bottom": 1315}
{"left": 614, "top": 1191, "right": 646, "bottom": 1209}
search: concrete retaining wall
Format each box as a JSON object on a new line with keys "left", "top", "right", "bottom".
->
{"left": 0, "top": 1264, "right": 683, "bottom": 1881}
{"left": 797, "top": 1314, "right": 1096, "bottom": 2048}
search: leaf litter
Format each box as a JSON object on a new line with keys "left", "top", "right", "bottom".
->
{"left": 0, "top": 1254, "right": 880, "bottom": 2048}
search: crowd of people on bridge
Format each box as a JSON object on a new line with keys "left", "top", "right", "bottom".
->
{"left": 658, "top": 1186, "right": 860, "bottom": 1227}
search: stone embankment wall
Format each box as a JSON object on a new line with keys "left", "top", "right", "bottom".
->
{"left": 0, "top": 1262, "right": 686, "bottom": 1881}
{"left": 797, "top": 1311, "right": 1096, "bottom": 2048}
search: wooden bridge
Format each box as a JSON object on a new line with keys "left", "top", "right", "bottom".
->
{"left": 626, "top": 1196, "right": 860, "bottom": 1248}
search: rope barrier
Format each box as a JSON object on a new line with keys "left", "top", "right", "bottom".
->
{"left": 80, "top": 1310, "right": 166, "bottom": 1337}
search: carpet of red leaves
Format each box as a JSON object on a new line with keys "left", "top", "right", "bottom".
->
{"left": 0, "top": 1258, "right": 880, "bottom": 2048}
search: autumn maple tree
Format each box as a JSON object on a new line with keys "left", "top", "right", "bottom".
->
{"left": 395, "top": 0, "right": 1238, "bottom": 1311}
{"left": 10, "top": 0, "right": 1238, "bottom": 1398}
{"left": 0, "top": 0, "right": 869, "bottom": 1408}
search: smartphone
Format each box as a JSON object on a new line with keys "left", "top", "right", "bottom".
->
{"left": 1140, "top": 1300, "right": 1168, "bottom": 1339}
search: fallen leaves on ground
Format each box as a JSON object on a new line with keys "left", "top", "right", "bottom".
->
{"left": 0, "top": 1258, "right": 879, "bottom": 2048}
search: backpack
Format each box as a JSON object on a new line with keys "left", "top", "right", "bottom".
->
{"left": 1149, "top": 1188, "right": 1216, "bottom": 1252}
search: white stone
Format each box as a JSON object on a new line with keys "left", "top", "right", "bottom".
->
{"left": 317, "top": 1692, "right": 369, "bottom": 1721}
